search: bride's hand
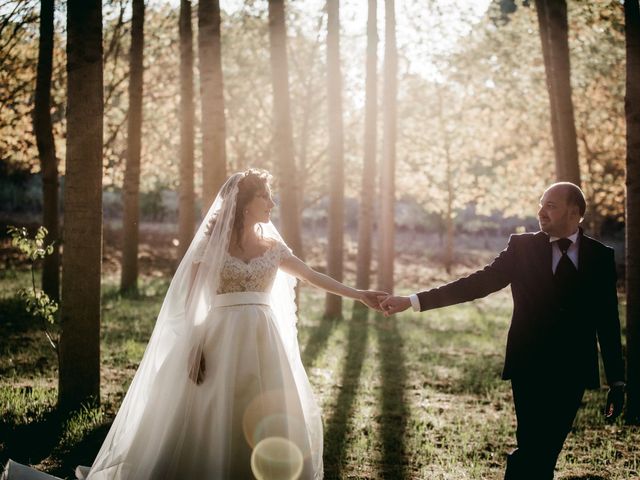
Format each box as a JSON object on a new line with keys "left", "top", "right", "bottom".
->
{"left": 358, "top": 290, "right": 389, "bottom": 311}
{"left": 188, "top": 351, "right": 206, "bottom": 385}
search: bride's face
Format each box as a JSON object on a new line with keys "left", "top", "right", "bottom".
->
{"left": 244, "top": 187, "right": 276, "bottom": 224}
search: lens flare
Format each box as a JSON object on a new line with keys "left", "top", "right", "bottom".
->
{"left": 243, "top": 389, "right": 310, "bottom": 458}
{"left": 250, "top": 437, "right": 303, "bottom": 480}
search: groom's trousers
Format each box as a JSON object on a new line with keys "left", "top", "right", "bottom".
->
{"left": 504, "top": 376, "right": 585, "bottom": 480}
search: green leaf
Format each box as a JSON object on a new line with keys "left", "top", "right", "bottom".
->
{"left": 6, "top": 225, "right": 59, "bottom": 349}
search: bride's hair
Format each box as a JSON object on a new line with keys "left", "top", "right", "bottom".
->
{"left": 234, "top": 168, "right": 272, "bottom": 249}
{"left": 204, "top": 168, "right": 272, "bottom": 249}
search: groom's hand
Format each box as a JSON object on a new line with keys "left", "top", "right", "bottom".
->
{"left": 380, "top": 295, "right": 411, "bottom": 316}
{"left": 604, "top": 384, "right": 624, "bottom": 421}
{"left": 358, "top": 290, "right": 389, "bottom": 312}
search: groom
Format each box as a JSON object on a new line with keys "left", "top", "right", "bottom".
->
{"left": 381, "top": 182, "right": 625, "bottom": 479}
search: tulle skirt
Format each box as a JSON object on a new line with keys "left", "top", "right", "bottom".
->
{"left": 86, "top": 291, "right": 323, "bottom": 480}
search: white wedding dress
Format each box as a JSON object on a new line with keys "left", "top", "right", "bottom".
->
{"left": 82, "top": 173, "right": 323, "bottom": 480}
{"left": 84, "top": 241, "right": 323, "bottom": 479}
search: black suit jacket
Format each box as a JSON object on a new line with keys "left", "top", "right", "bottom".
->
{"left": 417, "top": 229, "right": 625, "bottom": 388}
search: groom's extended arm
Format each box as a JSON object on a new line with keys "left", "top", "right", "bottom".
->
{"left": 382, "top": 235, "right": 517, "bottom": 315}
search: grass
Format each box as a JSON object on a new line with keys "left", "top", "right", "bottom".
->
{"left": 1, "top": 262, "right": 639, "bottom": 479}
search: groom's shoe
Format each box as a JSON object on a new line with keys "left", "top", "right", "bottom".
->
{"left": 504, "top": 449, "right": 522, "bottom": 480}
{"left": 505, "top": 450, "right": 555, "bottom": 480}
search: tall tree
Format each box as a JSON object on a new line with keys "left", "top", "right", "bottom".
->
{"left": 59, "top": 0, "right": 103, "bottom": 410}
{"left": 268, "top": 0, "right": 303, "bottom": 256}
{"left": 199, "top": 0, "right": 226, "bottom": 209}
{"left": 437, "top": 90, "right": 455, "bottom": 274}
{"left": 534, "top": 0, "right": 580, "bottom": 185}
{"left": 178, "top": 0, "right": 195, "bottom": 261}
{"left": 120, "top": 0, "right": 145, "bottom": 294}
{"left": 625, "top": 0, "right": 640, "bottom": 425}
{"left": 34, "top": 0, "right": 59, "bottom": 302}
{"left": 324, "top": 0, "right": 345, "bottom": 318}
{"left": 355, "top": 0, "right": 377, "bottom": 302}
{"left": 378, "top": 0, "right": 397, "bottom": 294}
{"left": 295, "top": 16, "right": 324, "bottom": 251}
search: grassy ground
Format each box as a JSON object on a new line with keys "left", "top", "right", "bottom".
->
{"left": 1, "top": 242, "right": 638, "bottom": 479}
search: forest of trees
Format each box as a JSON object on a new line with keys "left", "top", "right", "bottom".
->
{"left": 0, "top": 0, "right": 638, "bottom": 421}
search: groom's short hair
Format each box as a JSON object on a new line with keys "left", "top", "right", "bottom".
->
{"left": 548, "top": 182, "right": 586, "bottom": 217}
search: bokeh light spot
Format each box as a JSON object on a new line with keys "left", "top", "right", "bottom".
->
{"left": 250, "top": 437, "right": 303, "bottom": 480}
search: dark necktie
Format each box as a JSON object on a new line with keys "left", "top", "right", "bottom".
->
{"left": 554, "top": 238, "right": 577, "bottom": 292}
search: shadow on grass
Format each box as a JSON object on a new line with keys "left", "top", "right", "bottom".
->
{"left": 0, "top": 407, "right": 112, "bottom": 480}
{"left": 323, "top": 305, "right": 369, "bottom": 479}
{"left": 445, "top": 353, "right": 504, "bottom": 397}
{"left": 0, "top": 408, "right": 63, "bottom": 468}
{"left": 47, "top": 421, "right": 112, "bottom": 480}
{"left": 301, "top": 315, "right": 338, "bottom": 368}
{"left": 375, "top": 313, "right": 409, "bottom": 479}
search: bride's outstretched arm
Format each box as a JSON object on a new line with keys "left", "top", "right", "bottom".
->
{"left": 280, "top": 255, "right": 387, "bottom": 311}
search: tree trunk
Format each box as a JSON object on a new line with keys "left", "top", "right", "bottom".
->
{"left": 120, "top": 0, "right": 144, "bottom": 294}
{"left": 625, "top": 0, "right": 640, "bottom": 425}
{"left": 324, "top": 0, "right": 344, "bottom": 319}
{"left": 444, "top": 143, "right": 454, "bottom": 274}
{"left": 198, "top": 0, "right": 226, "bottom": 210}
{"left": 355, "top": 0, "right": 377, "bottom": 303}
{"left": 34, "top": 0, "right": 59, "bottom": 302}
{"left": 444, "top": 210, "right": 453, "bottom": 273}
{"left": 296, "top": 85, "right": 312, "bottom": 227}
{"left": 268, "top": 0, "right": 303, "bottom": 256}
{"left": 59, "top": 0, "right": 103, "bottom": 411}
{"left": 178, "top": 0, "right": 195, "bottom": 262}
{"left": 534, "top": 0, "right": 580, "bottom": 185}
{"left": 295, "top": 17, "right": 323, "bottom": 249}
{"left": 377, "top": 0, "right": 397, "bottom": 294}
{"left": 438, "top": 92, "right": 454, "bottom": 274}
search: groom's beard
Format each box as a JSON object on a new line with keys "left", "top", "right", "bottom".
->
{"left": 539, "top": 219, "right": 551, "bottom": 233}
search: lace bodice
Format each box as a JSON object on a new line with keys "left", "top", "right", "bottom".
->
{"left": 217, "top": 240, "right": 293, "bottom": 294}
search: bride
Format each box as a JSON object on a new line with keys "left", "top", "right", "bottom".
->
{"left": 81, "top": 168, "right": 385, "bottom": 479}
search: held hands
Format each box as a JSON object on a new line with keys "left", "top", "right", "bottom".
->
{"left": 604, "top": 384, "right": 624, "bottom": 421}
{"left": 357, "top": 290, "right": 389, "bottom": 312}
{"left": 379, "top": 295, "right": 412, "bottom": 316}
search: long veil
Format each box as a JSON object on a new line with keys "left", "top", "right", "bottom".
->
{"left": 85, "top": 172, "right": 322, "bottom": 479}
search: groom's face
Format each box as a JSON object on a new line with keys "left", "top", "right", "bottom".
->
{"left": 537, "top": 186, "right": 578, "bottom": 237}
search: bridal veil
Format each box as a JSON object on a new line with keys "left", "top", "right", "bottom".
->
{"left": 85, "top": 172, "right": 322, "bottom": 479}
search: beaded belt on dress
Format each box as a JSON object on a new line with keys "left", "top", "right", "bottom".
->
{"left": 212, "top": 291, "right": 271, "bottom": 308}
